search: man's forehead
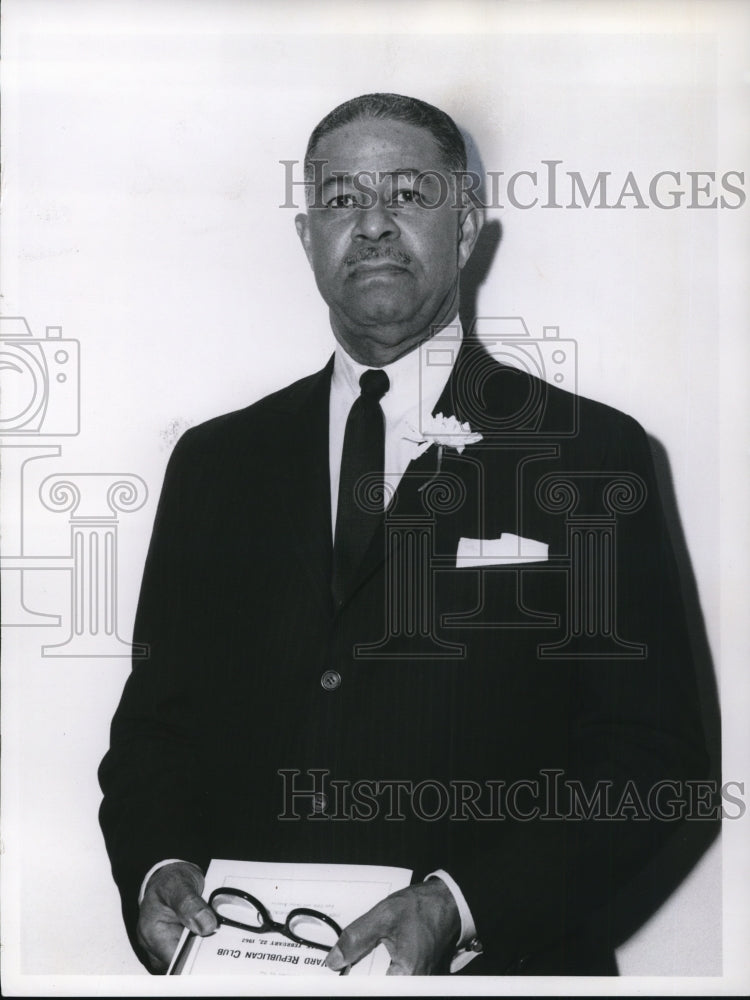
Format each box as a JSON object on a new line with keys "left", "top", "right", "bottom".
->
{"left": 311, "top": 118, "right": 448, "bottom": 177}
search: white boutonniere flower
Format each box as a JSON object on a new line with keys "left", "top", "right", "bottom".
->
{"left": 402, "top": 413, "right": 483, "bottom": 488}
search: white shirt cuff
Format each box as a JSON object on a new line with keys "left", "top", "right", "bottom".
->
{"left": 425, "top": 869, "right": 483, "bottom": 972}
{"left": 138, "top": 858, "right": 193, "bottom": 904}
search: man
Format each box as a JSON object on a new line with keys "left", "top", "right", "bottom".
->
{"left": 99, "top": 93, "right": 711, "bottom": 976}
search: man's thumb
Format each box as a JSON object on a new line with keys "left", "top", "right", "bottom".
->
{"left": 176, "top": 892, "right": 218, "bottom": 936}
{"left": 325, "top": 921, "right": 373, "bottom": 971}
{"left": 325, "top": 942, "right": 348, "bottom": 971}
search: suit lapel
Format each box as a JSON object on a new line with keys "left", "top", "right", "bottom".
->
{"left": 339, "top": 337, "right": 494, "bottom": 607}
{"left": 288, "top": 339, "right": 539, "bottom": 613}
{"left": 267, "top": 357, "right": 334, "bottom": 617}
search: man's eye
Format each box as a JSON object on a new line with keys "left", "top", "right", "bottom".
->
{"left": 326, "top": 193, "right": 358, "bottom": 208}
{"left": 393, "top": 189, "right": 417, "bottom": 207}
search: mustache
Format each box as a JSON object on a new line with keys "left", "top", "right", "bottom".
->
{"left": 344, "top": 245, "right": 412, "bottom": 267}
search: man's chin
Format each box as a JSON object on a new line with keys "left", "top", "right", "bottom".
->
{"left": 347, "top": 313, "right": 419, "bottom": 339}
{"left": 340, "top": 288, "right": 421, "bottom": 327}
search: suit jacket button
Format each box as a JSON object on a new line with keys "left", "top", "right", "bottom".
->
{"left": 321, "top": 669, "right": 341, "bottom": 691}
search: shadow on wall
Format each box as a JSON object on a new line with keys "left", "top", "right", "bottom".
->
{"left": 599, "top": 436, "right": 721, "bottom": 958}
{"left": 460, "top": 218, "right": 502, "bottom": 335}
{"left": 458, "top": 125, "right": 502, "bottom": 336}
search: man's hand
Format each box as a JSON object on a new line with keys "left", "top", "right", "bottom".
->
{"left": 325, "top": 880, "right": 460, "bottom": 976}
{"left": 137, "top": 861, "right": 218, "bottom": 973}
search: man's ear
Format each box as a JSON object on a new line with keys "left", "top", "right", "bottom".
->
{"left": 457, "top": 201, "right": 484, "bottom": 271}
{"left": 295, "top": 213, "right": 313, "bottom": 267}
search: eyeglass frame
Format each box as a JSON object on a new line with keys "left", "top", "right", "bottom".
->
{"left": 207, "top": 886, "right": 343, "bottom": 952}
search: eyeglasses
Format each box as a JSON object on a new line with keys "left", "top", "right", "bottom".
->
{"left": 206, "top": 887, "right": 348, "bottom": 973}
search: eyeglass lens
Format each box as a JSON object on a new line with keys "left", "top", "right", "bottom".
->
{"left": 211, "top": 892, "right": 339, "bottom": 948}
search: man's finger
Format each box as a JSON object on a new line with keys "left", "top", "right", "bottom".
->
{"left": 382, "top": 936, "right": 415, "bottom": 976}
{"left": 150, "top": 865, "right": 217, "bottom": 937}
{"left": 142, "top": 943, "right": 169, "bottom": 974}
{"left": 136, "top": 919, "right": 176, "bottom": 974}
{"left": 325, "top": 903, "right": 391, "bottom": 970}
{"left": 136, "top": 934, "right": 161, "bottom": 968}
{"left": 386, "top": 958, "right": 413, "bottom": 976}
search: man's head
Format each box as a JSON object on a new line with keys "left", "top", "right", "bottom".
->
{"left": 295, "top": 94, "right": 483, "bottom": 366}
{"left": 303, "top": 93, "right": 468, "bottom": 179}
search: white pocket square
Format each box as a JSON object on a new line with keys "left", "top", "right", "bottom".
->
{"left": 455, "top": 533, "right": 549, "bottom": 568}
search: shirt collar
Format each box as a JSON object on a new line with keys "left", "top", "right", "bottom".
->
{"left": 332, "top": 315, "right": 463, "bottom": 424}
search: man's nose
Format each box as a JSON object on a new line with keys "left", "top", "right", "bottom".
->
{"left": 352, "top": 200, "right": 401, "bottom": 242}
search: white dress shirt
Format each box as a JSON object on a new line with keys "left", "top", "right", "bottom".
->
{"left": 329, "top": 318, "right": 465, "bottom": 530}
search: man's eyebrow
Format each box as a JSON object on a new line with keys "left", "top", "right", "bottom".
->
{"left": 320, "top": 174, "right": 357, "bottom": 193}
{"left": 318, "top": 168, "right": 435, "bottom": 192}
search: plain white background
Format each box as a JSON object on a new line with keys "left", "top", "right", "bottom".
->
{"left": 2, "top": 0, "right": 748, "bottom": 994}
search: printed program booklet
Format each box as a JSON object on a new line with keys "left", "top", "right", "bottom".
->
{"left": 168, "top": 859, "right": 412, "bottom": 976}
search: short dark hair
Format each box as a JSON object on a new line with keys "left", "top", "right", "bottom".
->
{"left": 304, "top": 93, "right": 467, "bottom": 176}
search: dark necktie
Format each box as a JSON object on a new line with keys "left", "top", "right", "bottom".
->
{"left": 332, "top": 368, "right": 390, "bottom": 605}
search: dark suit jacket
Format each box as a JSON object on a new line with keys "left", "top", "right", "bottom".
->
{"left": 99, "top": 337, "right": 710, "bottom": 975}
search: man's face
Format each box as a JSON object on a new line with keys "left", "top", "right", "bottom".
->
{"left": 295, "top": 117, "right": 481, "bottom": 365}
